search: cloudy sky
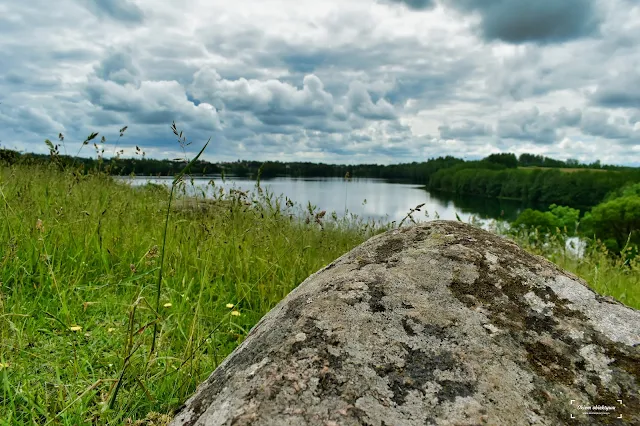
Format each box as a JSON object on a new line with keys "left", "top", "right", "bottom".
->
{"left": 1, "top": 0, "right": 639, "bottom": 165}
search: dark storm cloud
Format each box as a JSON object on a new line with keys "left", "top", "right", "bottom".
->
{"left": 553, "top": 108, "right": 583, "bottom": 127}
{"left": 304, "top": 118, "right": 354, "bottom": 134}
{"left": 9, "top": 107, "right": 61, "bottom": 135}
{"left": 90, "top": 109, "right": 128, "bottom": 127}
{"left": 369, "top": 145, "right": 417, "bottom": 158}
{"left": 590, "top": 71, "right": 640, "bottom": 108}
{"left": 446, "top": 0, "right": 602, "bottom": 44}
{"left": 268, "top": 39, "right": 422, "bottom": 74}
{"left": 0, "top": 43, "right": 97, "bottom": 93}
{"left": 580, "top": 111, "right": 639, "bottom": 143}
{"left": 280, "top": 52, "right": 333, "bottom": 74}
{"left": 83, "top": 0, "right": 145, "bottom": 23}
{"left": 94, "top": 48, "right": 141, "bottom": 85}
{"left": 0, "top": 72, "right": 61, "bottom": 91}
{"left": 484, "top": 40, "right": 615, "bottom": 102}
{"left": 384, "top": 0, "right": 437, "bottom": 10}
{"left": 496, "top": 107, "right": 558, "bottom": 144}
{"left": 249, "top": 123, "right": 302, "bottom": 135}
{"left": 385, "top": 72, "right": 471, "bottom": 107}
{"left": 254, "top": 114, "right": 303, "bottom": 127}
{"left": 439, "top": 120, "right": 493, "bottom": 140}
{"left": 51, "top": 48, "right": 98, "bottom": 62}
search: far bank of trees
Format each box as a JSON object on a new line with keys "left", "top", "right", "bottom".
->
{"left": 1, "top": 147, "right": 639, "bottom": 209}
{"left": 427, "top": 163, "right": 640, "bottom": 208}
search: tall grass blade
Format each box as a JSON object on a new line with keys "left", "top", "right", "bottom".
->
{"left": 150, "top": 135, "right": 211, "bottom": 355}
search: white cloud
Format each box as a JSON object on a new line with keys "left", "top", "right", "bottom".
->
{"left": 0, "top": 0, "right": 638, "bottom": 165}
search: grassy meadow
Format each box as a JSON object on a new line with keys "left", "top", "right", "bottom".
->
{"left": 0, "top": 160, "right": 637, "bottom": 424}
{"left": 0, "top": 162, "right": 392, "bottom": 425}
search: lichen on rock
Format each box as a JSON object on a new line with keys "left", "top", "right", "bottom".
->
{"left": 170, "top": 221, "right": 640, "bottom": 426}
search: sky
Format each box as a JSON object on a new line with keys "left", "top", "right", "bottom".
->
{"left": 1, "top": 0, "right": 639, "bottom": 166}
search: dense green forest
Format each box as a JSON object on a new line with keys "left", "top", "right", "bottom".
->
{"left": 0, "top": 148, "right": 634, "bottom": 178}
{"left": 0, "top": 147, "right": 464, "bottom": 182}
{"left": 427, "top": 163, "right": 640, "bottom": 208}
{"left": 1, "top": 147, "right": 639, "bottom": 209}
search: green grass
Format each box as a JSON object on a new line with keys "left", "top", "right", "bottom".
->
{"left": 489, "top": 222, "right": 640, "bottom": 309}
{"left": 552, "top": 250, "right": 639, "bottom": 309}
{"left": 0, "top": 162, "right": 392, "bottom": 425}
{"left": 0, "top": 159, "right": 637, "bottom": 425}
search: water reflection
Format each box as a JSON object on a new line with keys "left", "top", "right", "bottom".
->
{"left": 427, "top": 191, "right": 546, "bottom": 222}
{"left": 120, "top": 176, "right": 540, "bottom": 225}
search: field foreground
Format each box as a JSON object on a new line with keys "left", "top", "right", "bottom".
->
{"left": 0, "top": 165, "right": 637, "bottom": 425}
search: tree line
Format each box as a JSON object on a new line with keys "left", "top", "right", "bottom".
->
{"left": 1, "top": 148, "right": 638, "bottom": 209}
{"left": 427, "top": 162, "right": 640, "bottom": 208}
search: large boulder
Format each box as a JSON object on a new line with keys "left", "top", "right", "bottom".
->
{"left": 170, "top": 221, "right": 639, "bottom": 425}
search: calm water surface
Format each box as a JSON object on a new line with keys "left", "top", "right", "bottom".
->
{"left": 120, "top": 176, "right": 536, "bottom": 225}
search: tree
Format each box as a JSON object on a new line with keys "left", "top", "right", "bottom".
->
{"left": 510, "top": 204, "right": 579, "bottom": 234}
{"left": 581, "top": 196, "right": 640, "bottom": 253}
{"left": 511, "top": 209, "right": 560, "bottom": 233}
{"left": 548, "top": 204, "right": 580, "bottom": 235}
{"left": 484, "top": 153, "right": 518, "bottom": 168}
{"left": 604, "top": 182, "right": 640, "bottom": 201}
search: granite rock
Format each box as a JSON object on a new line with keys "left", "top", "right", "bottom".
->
{"left": 170, "top": 221, "right": 640, "bottom": 425}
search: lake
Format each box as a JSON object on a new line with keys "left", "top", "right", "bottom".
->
{"left": 119, "top": 176, "right": 538, "bottom": 226}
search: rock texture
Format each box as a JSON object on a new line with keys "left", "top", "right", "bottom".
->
{"left": 170, "top": 221, "right": 640, "bottom": 426}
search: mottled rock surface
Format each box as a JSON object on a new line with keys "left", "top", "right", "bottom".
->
{"left": 170, "top": 221, "right": 640, "bottom": 426}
